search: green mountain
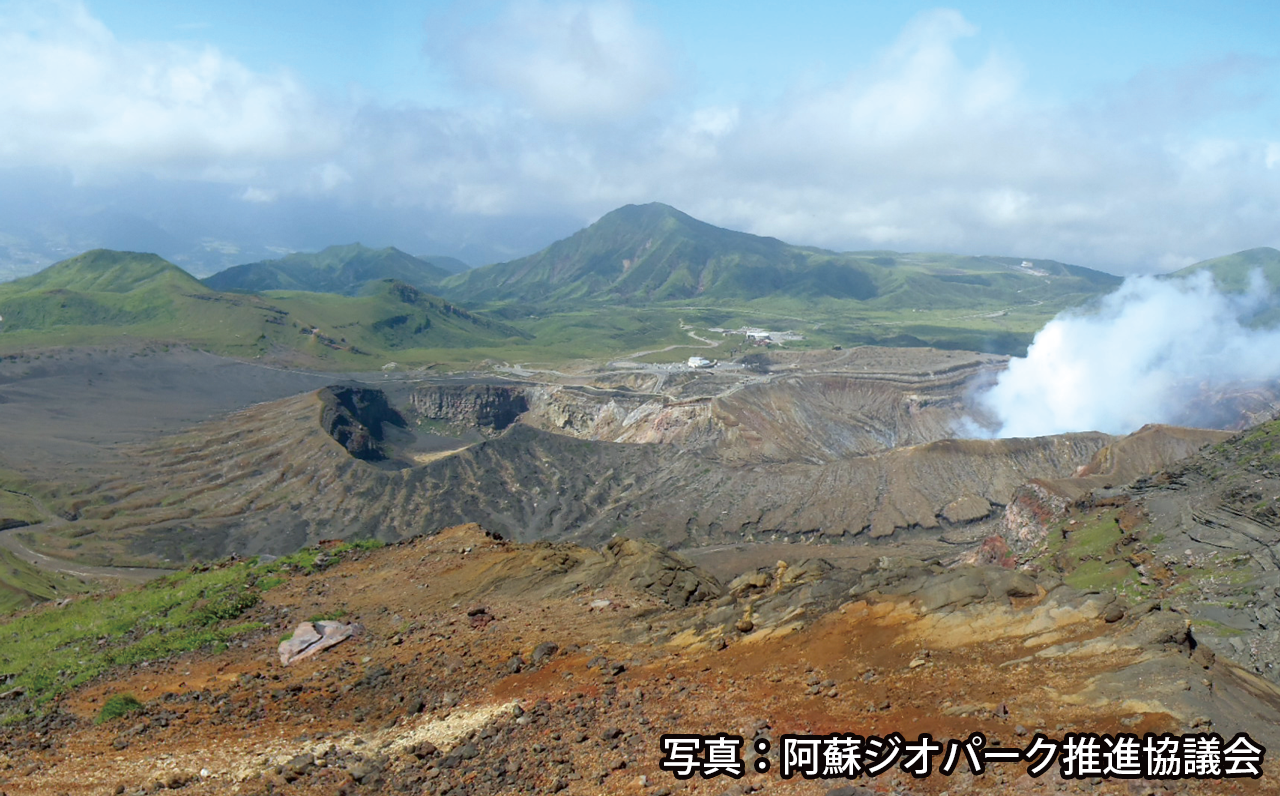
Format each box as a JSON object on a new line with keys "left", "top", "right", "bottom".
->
{"left": 1171, "top": 247, "right": 1280, "bottom": 293}
{"left": 0, "top": 249, "right": 212, "bottom": 329}
{"left": 416, "top": 255, "right": 470, "bottom": 275}
{"left": 202, "top": 243, "right": 455, "bottom": 296}
{"left": 439, "top": 203, "right": 1122, "bottom": 309}
{"left": 8, "top": 249, "right": 201, "bottom": 294}
{"left": 0, "top": 250, "right": 529, "bottom": 365}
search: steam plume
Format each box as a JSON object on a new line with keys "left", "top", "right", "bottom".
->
{"left": 974, "top": 270, "right": 1280, "bottom": 437}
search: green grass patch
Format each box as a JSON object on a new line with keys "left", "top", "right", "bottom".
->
{"left": 1063, "top": 514, "right": 1124, "bottom": 559}
{"left": 1032, "top": 508, "right": 1153, "bottom": 598}
{"left": 337, "top": 539, "right": 383, "bottom": 552}
{"left": 0, "top": 562, "right": 267, "bottom": 714}
{"left": 95, "top": 693, "right": 143, "bottom": 724}
{"left": 1063, "top": 559, "right": 1140, "bottom": 592}
{"left": 0, "top": 542, "right": 369, "bottom": 719}
{"left": 1190, "top": 619, "right": 1249, "bottom": 638}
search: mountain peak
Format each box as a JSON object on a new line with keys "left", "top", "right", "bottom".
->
{"left": 592, "top": 202, "right": 738, "bottom": 239}
{"left": 15, "top": 250, "right": 202, "bottom": 294}
{"left": 597, "top": 202, "right": 683, "bottom": 222}
{"left": 440, "top": 202, "right": 829, "bottom": 304}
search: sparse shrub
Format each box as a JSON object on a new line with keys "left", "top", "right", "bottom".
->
{"left": 195, "top": 590, "right": 260, "bottom": 626}
{"left": 307, "top": 608, "right": 348, "bottom": 623}
{"left": 96, "top": 693, "right": 143, "bottom": 724}
{"left": 341, "top": 539, "right": 383, "bottom": 552}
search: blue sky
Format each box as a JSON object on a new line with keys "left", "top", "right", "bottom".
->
{"left": 0, "top": 0, "right": 1278, "bottom": 276}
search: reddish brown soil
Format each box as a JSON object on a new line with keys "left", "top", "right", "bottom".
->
{"left": 1, "top": 526, "right": 1271, "bottom": 796}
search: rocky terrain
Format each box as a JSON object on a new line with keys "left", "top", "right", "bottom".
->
{"left": 0, "top": 347, "right": 334, "bottom": 473}
{"left": 487, "top": 348, "right": 1008, "bottom": 465}
{"left": 5, "top": 379, "right": 1226, "bottom": 572}
{"left": 407, "top": 383, "right": 530, "bottom": 438}
{"left": 994, "top": 417, "right": 1280, "bottom": 692}
{"left": 5, "top": 524, "right": 1278, "bottom": 796}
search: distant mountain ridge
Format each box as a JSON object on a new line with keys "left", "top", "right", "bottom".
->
{"left": 415, "top": 254, "right": 471, "bottom": 276}
{"left": 0, "top": 250, "right": 527, "bottom": 364}
{"left": 438, "top": 203, "right": 1123, "bottom": 308}
{"left": 203, "top": 243, "right": 463, "bottom": 296}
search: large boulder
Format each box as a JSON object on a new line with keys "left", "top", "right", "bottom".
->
{"left": 278, "top": 620, "right": 363, "bottom": 666}
{"left": 602, "top": 537, "right": 723, "bottom": 607}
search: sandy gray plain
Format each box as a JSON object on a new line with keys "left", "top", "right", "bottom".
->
{"left": 0, "top": 347, "right": 340, "bottom": 472}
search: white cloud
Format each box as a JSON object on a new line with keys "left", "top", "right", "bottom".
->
{"left": 0, "top": 0, "right": 339, "bottom": 177}
{"left": 613, "top": 10, "right": 1280, "bottom": 272}
{"left": 444, "top": 0, "right": 675, "bottom": 121}
{"left": 240, "top": 186, "right": 276, "bottom": 203}
{"left": 1, "top": 3, "right": 1278, "bottom": 274}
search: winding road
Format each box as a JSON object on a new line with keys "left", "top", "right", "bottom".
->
{"left": 0, "top": 488, "right": 169, "bottom": 584}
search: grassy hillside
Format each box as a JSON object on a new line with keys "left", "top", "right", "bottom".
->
{"left": 1170, "top": 247, "right": 1280, "bottom": 327}
{"left": 0, "top": 540, "right": 381, "bottom": 717}
{"left": 1172, "top": 247, "right": 1280, "bottom": 292}
{"left": 0, "top": 548, "right": 91, "bottom": 615}
{"left": 439, "top": 203, "right": 1122, "bottom": 313}
{"left": 261, "top": 280, "right": 532, "bottom": 353}
{"left": 202, "top": 243, "right": 454, "bottom": 295}
{"left": 0, "top": 250, "right": 211, "bottom": 329}
{"left": 0, "top": 251, "right": 530, "bottom": 367}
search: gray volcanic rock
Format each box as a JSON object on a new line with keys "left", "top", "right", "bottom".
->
{"left": 317, "top": 385, "right": 407, "bottom": 461}
{"left": 34, "top": 387, "right": 1217, "bottom": 570}
{"left": 601, "top": 537, "right": 722, "bottom": 607}
{"left": 407, "top": 383, "right": 528, "bottom": 435}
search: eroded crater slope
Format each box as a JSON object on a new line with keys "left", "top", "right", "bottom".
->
{"left": 9, "top": 385, "right": 1222, "bottom": 572}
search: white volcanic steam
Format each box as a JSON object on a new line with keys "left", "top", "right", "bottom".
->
{"left": 973, "top": 270, "right": 1280, "bottom": 438}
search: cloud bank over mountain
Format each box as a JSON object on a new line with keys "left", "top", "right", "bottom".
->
{"left": 0, "top": 2, "right": 1277, "bottom": 275}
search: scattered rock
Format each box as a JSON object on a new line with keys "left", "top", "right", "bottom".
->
{"left": 346, "top": 760, "right": 376, "bottom": 784}
{"left": 467, "top": 606, "right": 494, "bottom": 629}
{"left": 531, "top": 642, "right": 559, "bottom": 665}
{"left": 278, "top": 621, "right": 362, "bottom": 666}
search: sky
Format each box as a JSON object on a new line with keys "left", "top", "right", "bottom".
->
{"left": 1, "top": 0, "right": 1278, "bottom": 277}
